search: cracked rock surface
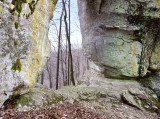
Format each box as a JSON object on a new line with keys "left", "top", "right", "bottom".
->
{"left": 0, "top": 0, "right": 57, "bottom": 107}
{"left": 78, "top": 0, "right": 160, "bottom": 78}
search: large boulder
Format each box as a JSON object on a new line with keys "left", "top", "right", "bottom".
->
{"left": 76, "top": 70, "right": 160, "bottom": 113}
{"left": 78, "top": 0, "right": 160, "bottom": 78}
{"left": 11, "top": 83, "right": 64, "bottom": 111}
{"left": 0, "top": 0, "right": 57, "bottom": 107}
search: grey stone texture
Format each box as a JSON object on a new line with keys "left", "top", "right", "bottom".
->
{"left": 0, "top": 0, "right": 57, "bottom": 107}
{"left": 78, "top": 0, "right": 160, "bottom": 78}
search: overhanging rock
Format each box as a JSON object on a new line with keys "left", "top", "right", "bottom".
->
{"left": 78, "top": 0, "right": 160, "bottom": 78}
{"left": 0, "top": 0, "right": 57, "bottom": 107}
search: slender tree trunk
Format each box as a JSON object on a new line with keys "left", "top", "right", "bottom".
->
{"left": 49, "top": 61, "right": 52, "bottom": 88}
{"left": 49, "top": 77, "right": 52, "bottom": 88}
{"left": 64, "top": 44, "right": 68, "bottom": 86}
{"left": 46, "top": 58, "right": 52, "bottom": 89}
{"left": 68, "top": 0, "right": 71, "bottom": 40}
{"left": 67, "top": 52, "right": 70, "bottom": 85}
{"left": 87, "top": 59, "right": 89, "bottom": 70}
{"left": 41, "top": 72, "right": 44, "bottom": 85}
{"left": 61, "top": 48, "right": 65, "bottom": 86}
{"left": 62, "top": 0, "right": 75, "bottom": 86}
{"left": 77, "top": 54, "right": 80, "bottom": 78}
{"left": 55, "top": 9, "right": 63, "bottom": 90}
{"left": 37, "top": 76, "right": 39, "bottom": 83}
{"left": 63, "top": 36, "right": 68, "bottom": 86}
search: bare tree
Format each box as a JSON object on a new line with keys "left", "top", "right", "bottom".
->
{"left": 41, "top": 72, "right": 44, "bottom": 85}
{"left": 62, "top": 0, "right": 75, "bottom": 86}
{"left": 37, "top": 0, "right": 89, "bottom": 89}
{"left": 55, "top": 6, "right": 63, "bottom": 90}
{"left": 46, "top": 59, "right": 53, "bottom": 88}
{"left": 60, "top": 48, "right": 65, "bottom": 85}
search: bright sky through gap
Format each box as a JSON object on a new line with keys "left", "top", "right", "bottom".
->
{"left": 48, "top": 0, "right": 82, "bottom": 49}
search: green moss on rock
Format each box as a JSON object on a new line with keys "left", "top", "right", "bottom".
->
{"left": 127, "top": 2, "right": 160, "bottom": 77}
{"left": 55, "top": 86, "right": 106, "bottom": 101}
{"left": 14, "top": 84, "right": 65, "bottom": 109}
{"left": 14, "top": 22, "right": 19, "bottom": 29}
{"left": 14, "top": 41, "right": 18, "bottom": 45}
{"left": 10, "top": 0, "right": 27, "bottom": 16}
{"left": 11, "top": 58, "right": 22, "bottom": 72}
{"left": 29, "top": 1, "right": 36, "bottom": 14}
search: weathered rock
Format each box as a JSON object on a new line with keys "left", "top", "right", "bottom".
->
{"left": 0, "top": 0, "right": 57, "bottom": 107}
{"left": 78, "top": 0, "right": 160, "bottom": 78}
{"left": 76, "top": 70, "right": 160, "bottom": 113}
{"left": 55, "top": 85, "right": 106, "bottom": 101}
{"left": 8, "top": 83, "right": 64, "bottom": 111}
{"left": 12, "top": 69, "right": 160, "bottom": 113}
{"left": 122, "top": 90, "right": 142, "bottom": 109}
{"left": 122, "top": 88, "right": 160, "bottom": 112}
{"left": 140, "top": 73, "right": 160, "bottom": 99}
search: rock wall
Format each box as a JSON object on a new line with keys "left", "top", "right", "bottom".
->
{"left": 78, "top": 0, "right": 160, "bottom": 78}
{"left": 0, "top": 0, "right": 57, "bottom": 107}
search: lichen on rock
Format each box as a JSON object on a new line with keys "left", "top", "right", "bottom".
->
{"left": 78, "top": 0, "right": 160, "bottom": 79}
{"left": 11, "top": 58, "right": 22, "bottom": 72}
{"left": 76, "top": 69, "right": 160, "bottom": 113}
{"left": 14, "top": 83, "right": 64, "bottom": 111}
{"left": 0, "top": 0, "right": 57, "bottom": 107}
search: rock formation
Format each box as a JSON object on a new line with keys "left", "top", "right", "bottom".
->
{"left": 13, "top": 83, "right": 64, "bottom": 111}
{"left": 0, "top": 0, "right": 57, "bottom": 107}
{"left": 77, "top": 70, "right": 160, "bottom": 113}
{"left": 78, "top": 0, "right": 160, "bottom": 78}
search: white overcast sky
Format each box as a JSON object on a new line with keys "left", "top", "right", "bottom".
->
{"left": 48, "top": 0, "right": 82, "bottom": 49}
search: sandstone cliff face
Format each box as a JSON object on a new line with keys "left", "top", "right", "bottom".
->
{"left": 78, "top": 0, "right": 160, "bottom": 78}
{"left": 0, "top": 0, "right": 57, "bottom": 107}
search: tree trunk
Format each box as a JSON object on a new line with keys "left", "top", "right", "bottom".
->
{"left": 61, "top": 48, "right": 65, "bottom": 86}
{"left": 49, "top": 61, "right": 52, "bottom": 88}
{"left": 62, "top": 0, "right": 75, "bottom": 86}
{"left": 55, "top": 8, "right": 63, "bottom": 90}
{"left": 41, "top": 72, "right": 44, "bottom": 85}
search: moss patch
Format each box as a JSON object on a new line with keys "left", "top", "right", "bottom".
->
{"left": 11, "top": 58, "right": 22, "bottom": 72}
{"left": 14, "top": 22, "right": 19, "bottom": 29}
{"left": 10, "top": 0, "right": 27, "bottom": 16}
{"left": 127, "top": 3, "right": 160, "bottom": 77}
{"left": 14, "top": 41, "right": 18, "bottom": 45}
{"left": 9, "top": 0, "right": 38, "bottom": 17}
{"left": 28, "top": 1, "right": 36, "bottom": 14}
{"left": 14, "top": 84, "right": 65, "bottom": 108}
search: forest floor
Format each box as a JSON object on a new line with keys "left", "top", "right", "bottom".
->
{"left": 0, "top": 100, "right": 160, "bottom": 119}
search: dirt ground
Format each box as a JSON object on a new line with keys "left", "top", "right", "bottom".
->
{"left": 0, "top": 100, "right": 159, "bottom": 119}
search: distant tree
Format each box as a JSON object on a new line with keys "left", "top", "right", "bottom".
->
{"left": 62, "top": 0, "right": 75, "bottom": 86}
{"left": 37, "top": 0, "right": 89, "bottom": 89}
{"left": 55, "top": 5, "right": 63, "bottom": 90}
{"left": 41, "top": 72, "right": 44, "bottom": 85}
{"left": 46, "top": 59, "right": 53, "bottom": 88}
